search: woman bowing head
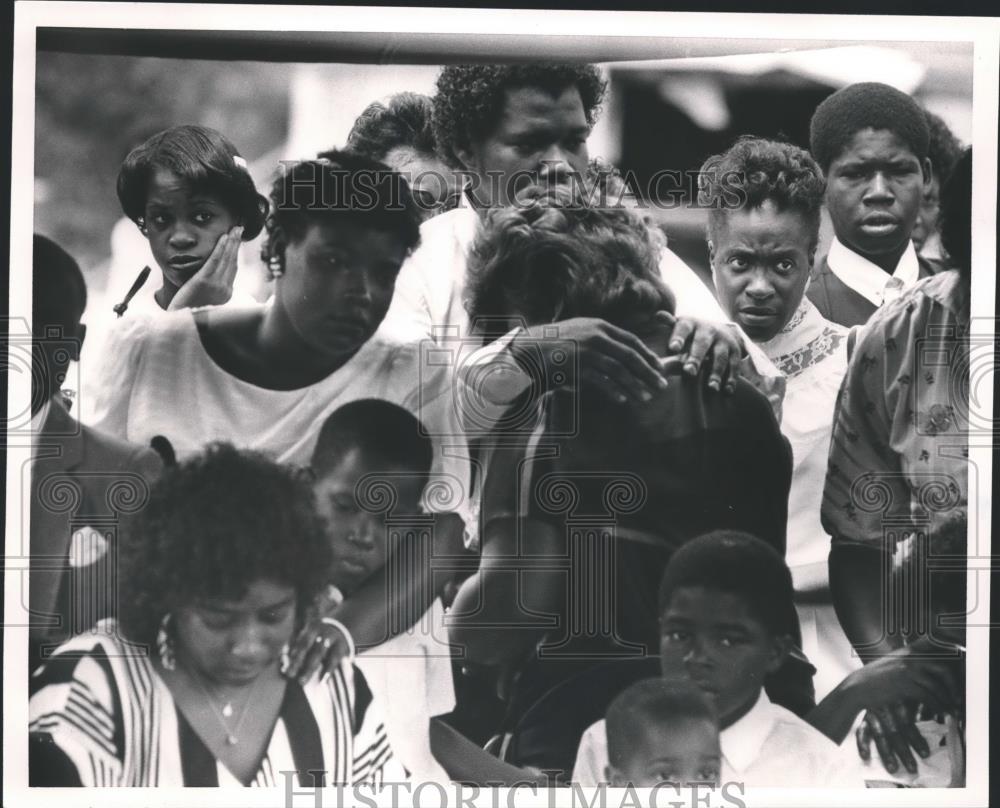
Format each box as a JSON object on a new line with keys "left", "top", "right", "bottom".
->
{"left": 29, "top": 443, "right": 404, "bottom": 787}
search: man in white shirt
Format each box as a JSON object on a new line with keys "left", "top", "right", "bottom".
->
{"left": 571, "top": 531, "right": 865, "bottom": 789}
{"left": 805, "top": 82, "right": 937, "bottom": 327}
{"left": 378, "top": 64, "right": 765, "bottom": 419}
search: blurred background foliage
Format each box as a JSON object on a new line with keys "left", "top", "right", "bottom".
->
{"left": 34, "top": 53, "right": 291, "bottom": 294}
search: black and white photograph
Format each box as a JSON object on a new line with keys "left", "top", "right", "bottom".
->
{"left": 3, "top": 3, "right": 997, "bottom": 806}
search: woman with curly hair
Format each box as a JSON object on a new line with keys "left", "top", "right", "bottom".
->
{"left": 448, "top": 183, "right": 794, "bottom": 779}
{"left": 28, "top": 444, "right": 404, "bottom": 787}
{"left": 700, "top": 136, "right": 858, "bottom": 700}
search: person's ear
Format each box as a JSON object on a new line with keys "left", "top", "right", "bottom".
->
{"left": 765, "top": 633, "right": 793, "bottom": 675}
{"left": 921, "top": 157, "right": 934, "bottom": 193}
{"left": 707, "top": 239, "right": 716, "bottom": 267}
{"left": 453, "top": 140, "right": 478, "bottom": 174}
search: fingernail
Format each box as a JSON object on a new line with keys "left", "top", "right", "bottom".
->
{"left": 617, "top": 394, "right": 627, "bottom": 404}
{"left": 640, "top": 390, "right": 653, "bottom": 402}
{"left": 322, "top": 671, "right": 331, "bottom": 683}
{"left": 708, "top": 380, "right": 720, "bottom": 391}
{"left": 657, "top": 376, "right": 669, "bottom": 389}
{"left": 669, "top": 340, "right": 682, "bottom": 351}
{"left": 725, "top": 383, "right": 736, "bottom": 394}
{"left": 684, "top": 363, "right": 698, "bottom": 375}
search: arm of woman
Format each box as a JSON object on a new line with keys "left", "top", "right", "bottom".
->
{"left": 448, "top": 517, "right": 566, "bottom": 668}
{"left": 821, "top": 318, "right": 910, "bottom": 661}
{"left": 28, "top": 652, "right": 126, "bottom": 786}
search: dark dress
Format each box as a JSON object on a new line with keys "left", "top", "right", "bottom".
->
{"left": 477, "top": 370, "right": 795, "bottom": 778}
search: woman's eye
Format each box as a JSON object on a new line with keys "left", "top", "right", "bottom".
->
{"left": 200, "top": 612, "right": 236, "bottom": 630}
{"left": 718, "top": 635, "right": 736, "bottom": 647}
{"left": 776, "top": 260, "right": 795, "bottom": 272}
{"left": 193, "top": 211, "right": 214, "bottom": 224}
{"left": 729, "top": 257, "right": 748, "bottom": 270}
{"left": 664, "top": 630, "right": 687, "bottom": 643}
{"left": 260, "top": 608, "right": 287, "bottom": 625}
{"left": 148, "top": 213, "right": 169, "bottom": 228}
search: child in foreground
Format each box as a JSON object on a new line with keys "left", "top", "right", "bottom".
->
{"left": 605, "top": 677, "right": 721, "bottom": 787}
{"left": 286, "top": 399, "right": 457, "bottom": 783}
{"left": 573, "top": 530, "right": 865, "bottom": 788}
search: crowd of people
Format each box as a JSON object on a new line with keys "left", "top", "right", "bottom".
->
{"left": 26, "top": 63, "right": 971, "bottom": 790}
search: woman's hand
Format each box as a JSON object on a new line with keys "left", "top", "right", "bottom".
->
{"left": 283, "top": 584, "right": 352, "bottom": 685}
{"left": 517, "top": 317, "right": 668, "bottom": 405}
{"left": 168, "top": 225, "right": 243, "bottom": 310}
{"left": 660, "top": 312, "right": 743, "bottom": 393}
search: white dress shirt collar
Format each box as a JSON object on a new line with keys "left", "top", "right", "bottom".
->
{"left": 826, "top": 236, "right": 919, "bottom": 307}
{"left": 719, "top": 690, "right": 778, "bottom": 775}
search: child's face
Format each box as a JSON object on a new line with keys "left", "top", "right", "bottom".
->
{"left": 143, "top": 168, "right": 238, "bottom": 288}
{"left": 659, "top": 585, "right": 788, "bottom": 726}
{"left": 312, "top": 446, "right": 424, "bottom": 595}
{"left": 606, "top": 716, "right": 721, "bottom": 787}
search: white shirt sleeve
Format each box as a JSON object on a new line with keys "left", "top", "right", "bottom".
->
{"left": 78, "top": 313, "right": 150, "bottom": 439}
{"left": 571, "top": 720, "right": 609, "bottom": 786}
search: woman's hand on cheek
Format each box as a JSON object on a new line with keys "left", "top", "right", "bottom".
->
{"left": 168, "top": 225, "right": 244, "bottom": 310}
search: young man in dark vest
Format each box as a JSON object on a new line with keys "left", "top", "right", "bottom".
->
{"left": 807, "top": 82, "right": 936, "bottom": 328}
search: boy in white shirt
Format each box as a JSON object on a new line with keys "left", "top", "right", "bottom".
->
{"left": 285, "top": 399, "right": 458, "bottom": 783}
{"left": 572, "top": 530, "right": 864, "bottom": 788}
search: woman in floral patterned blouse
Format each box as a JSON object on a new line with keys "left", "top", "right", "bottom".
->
{"left": 821, "top": 149, "right": 970, "bottom": 778}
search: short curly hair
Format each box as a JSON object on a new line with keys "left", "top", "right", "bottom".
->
{"left": 432, "top": 64, "right": 607, "bottom": 168}
{"left": 699, "top": 137, "right": 826, "bottom": 252}
{"left": 117, "top": 125, "right": 269, "bottom": 240}
{"left": 465, "top": 182, "right": 672, "bottom": 340}
{"left": 345, "top": 92, "right": 437, "bottom": 163}
{"left": 260, "top": 149, "right": 422, "bottom": 272}
{"left": 118, "top": 443, "right": 332, "bottom": 645}
{"left": 809, "top": 82, "right": 929, "bottom": 171}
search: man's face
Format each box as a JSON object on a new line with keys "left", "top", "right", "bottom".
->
{"left": 824, "top": 128, "right": 931, "bottom": 267}
{"left": 458, "top": 85, "right": 591, "bottom": 208}
{"left": 659, "top": 585, "right": 788, "bottom": 727}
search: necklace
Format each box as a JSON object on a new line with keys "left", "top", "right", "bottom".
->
{"left": 186, "top": 666, "right": 264, "bottom": 746}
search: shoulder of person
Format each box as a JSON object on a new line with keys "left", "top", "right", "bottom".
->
{"left": 767, "top": 701, "right": 843, "bottom": 754}
{"left": 79, "top": 420, "right": 164, "bottom": 479}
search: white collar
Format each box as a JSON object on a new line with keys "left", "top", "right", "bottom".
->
{"left": 826, "top": 236, "right": 920, "bottom": 307}
{"left": 719, "top": 690, "right": 778, "bottom": 774}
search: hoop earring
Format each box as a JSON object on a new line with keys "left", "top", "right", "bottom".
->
{"left": 157, "top": 613, "right": 176, "bottom": 671}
